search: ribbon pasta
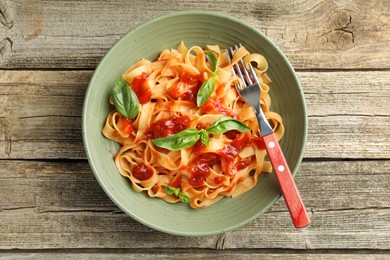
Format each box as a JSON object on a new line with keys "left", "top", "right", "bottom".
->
{"left": 102, "top": 41, "right": 284, "bottom": 208}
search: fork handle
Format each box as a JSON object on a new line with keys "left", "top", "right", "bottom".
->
{"left": 263, "top": 133, "right": 311, "bottom": 228}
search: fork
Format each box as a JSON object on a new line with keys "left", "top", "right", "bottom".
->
{"left": 227, "top": 45, "right": 311, "bottom": 228}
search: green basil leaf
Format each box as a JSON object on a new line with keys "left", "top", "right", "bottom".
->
{"left": 178, "top": 192, "right": 190, "bottom": 203}
{"left": 207, "top": 116, "right": 251, "bottom": 135}
{"left": 205, "top": 50, "right": 219, "bottom": 73}
{"left": 162, "top": 185, "right": 176, "bottom": 195}
{"left": 208, "top": 116, "right": 231, "bottom": 129}
{"left": 196, "top": 50, "right": 219, "bottom": 107}
{"left": 152, "top": 128, "right": 201, "bottom": 151}
{"left": 162, "top": 185, "right": 190, "bottom": 203}
{"left": 199, "top": 129, "right": 210, "bottom": 146}
{"left": 111, "top": 78, "right": 140, "bottom": 119}
{"left": 174, "top": 188, "right": 180, "bottom": 197}
{"left": 196, "top": 78, "right": 216, "bottom": 107}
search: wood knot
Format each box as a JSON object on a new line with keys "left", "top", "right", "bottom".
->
{"left": 0, "top": 1, "right": 14, "bottom": 29}
{"left": 328, "top": 8, "right": 356, "bottom": 48}
{"left": 0, "top": 37, "right": 13, "bottom": 59}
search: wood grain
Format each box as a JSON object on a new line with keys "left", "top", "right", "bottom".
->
{"left": 0, "top": 205, "right": 387, "bottom": 249}
{"left": 0, "top": 252, "right": 389, "bottom": 260}
{"left": 0, "top": 160, "right": 388, "bottom": 212}
{"left": 0, "top": 70, "right": 389, "bottom": 159}
{"left": 0, "top": 0, "right": 389, "bottom": 256}
{"left": 0, "top": 160, "right": 388, "bottom": 249}
{"left": 0, "top": 0, "right": 388, "bottom": 69}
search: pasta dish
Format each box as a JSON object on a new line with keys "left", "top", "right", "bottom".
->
{"left": 102, "top": 41, "right": 284, "bottom": 208}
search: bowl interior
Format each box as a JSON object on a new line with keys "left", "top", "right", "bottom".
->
{"left": 83, "top": 11, "right": 307, "bottom": 236}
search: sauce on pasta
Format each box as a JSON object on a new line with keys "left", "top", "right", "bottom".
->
{"left": 102, "top": 41, "right": 284, "bottom": 208}
{"left": 148, "top": 115, "right": 191, "bottom": 138}
{"left": 131, "top": 72, "right": 151, "bottom": 104}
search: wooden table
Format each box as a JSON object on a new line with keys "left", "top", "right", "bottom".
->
{"left": 1, "top": 0, "right": 389, "bottom": 258}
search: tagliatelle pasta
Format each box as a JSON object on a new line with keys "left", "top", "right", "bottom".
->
{"left": 102, "top": 41, "right": 284, "bottom": 208}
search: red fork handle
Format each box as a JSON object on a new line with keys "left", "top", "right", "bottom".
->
{"left": 263, "top": 133, "right": 311, "bottom": 228}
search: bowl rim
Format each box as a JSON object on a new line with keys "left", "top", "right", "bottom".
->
{"left": 82, "top": 10, "right": 308, "bottom": 236}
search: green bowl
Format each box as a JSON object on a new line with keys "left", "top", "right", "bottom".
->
{"left": 82, "top": 11, "right": 307, "bottom": 236}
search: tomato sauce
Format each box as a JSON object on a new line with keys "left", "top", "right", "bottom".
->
{"left": 169, "top": 174, "right": 182, "bottom": 188}
{"left": 167, "top": 72, "right": 202, "bottom": 101}
{"left": 216, "top": 133, "right": 251, "bottom": 175}
{"left": 214, "top": 176, "right": 225, "bottom": 185}
{"left": 131, "top": 72, "right": 151, "bottom": 104}
{"left": 188, "top": 154, "right": 218, "bottom": 187}
{"left": 251, "top": 136, "right": 266, "bottom": 150}
{"left": 217, "top": 133, "right": 250, "bottom": 160}
{"left": 117, "top": 116, "right": 133, "bottom": 135}
{"left": 198, "top": 154, "right": 219, "bottom": 166}
{"left": 201, "top": 98, "right": 238, "bottom": 119}
{"left": 148, "top": 115, "right": 191, "bottom": 138}
{"left": 235, "top": 160, "right": 251, "bottom": 171}
{"left": 192, "top": 140, "right": 206, "bottom": 154}
{"left": 223, "top": 159, "right": 251, "bottom": 176}
{"left": 180, "top": 72, "right": 202, "bottom": 101}
{"left": 232, "top": 133, "right": 250, "bottom": 151}
{"left": 223, "top": 159, "right": 238, "bottom": 176}
{"left": 189, "top": 159, "right": 210, "bottom": 187}
{"left": 167, "top": 81, "right": 181, "bottom": 99}
{"left": 180, "top": 88, "right": 199, "bottom": 101}
{"left": 224, "top": 130, "right": 240, "bottom": 140}
{"left": 132, "top": 163, "right": 153, "bottom": 181}
{"left": 217, "top": 144, "right": 238, "bottom": 160}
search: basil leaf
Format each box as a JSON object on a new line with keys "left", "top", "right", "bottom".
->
{"left": 111, "top": 78, "right": 140, "bottom": 119}
{"left": 205, "top": 50, "right": 219, "bottom": 73}
{"left": 207, "top": 116, "right": 251, "bottom": 135}
{"left": 178, "top": 192, "right": 190, "bottom": 203}
{"left": 162, "top": 185, "right": 190, "bottom": 203}
{"left": 196, "top": 78, "right": 216, "bottom": 107}
{"left": 152, "top": 128, "right": 201, "bottom": 151}
{"left": 162, "top": 185, "right": 176, "bottom": 195}
{"left": 196, "top": 50, "right": 219, "bottom": 107}
{"left": 199, "top": 129, "right": 210, "bottom": 146}
{"left": 208, "top": 116, "right": 231, "bottom": 129}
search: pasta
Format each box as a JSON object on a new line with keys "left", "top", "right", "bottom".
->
{"left": 102, "top": 41, "right": 284, "bottom": 208}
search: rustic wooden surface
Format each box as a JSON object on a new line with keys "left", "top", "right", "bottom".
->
{"left": 0, "top": 0, "right": 389, "bottom": 259}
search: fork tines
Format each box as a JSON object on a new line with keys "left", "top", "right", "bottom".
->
{"left": 227, "top": 45, "right": 259, "bottom": 90}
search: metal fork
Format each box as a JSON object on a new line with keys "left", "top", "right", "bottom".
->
{"left": 228, "top": 45, "right": 311, "bottom": 228}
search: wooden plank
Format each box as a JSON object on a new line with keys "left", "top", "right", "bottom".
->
{"left": 0, "top": 70, "right": 86, "bottom": 159}
{"left": 1, "top": 203, "right": 388, "bottom": 250}
{"left": 1, "top": 70, "right": 389, "bottom": 159}
{"left": 0, "top": 0, "right": 389, "bottom": 69}
{"left": 0, "top": 252, "right": 389, "bottom": 260}
{"left": 0, "top": 160, "right": 388, "bottom": 214}
{"left": 306, "top": 116, "right": 390, "bottom": 159}
{"left": 300, "top": 71, "right": 390, "bottom": 117}
{"left": 0, "top": 160, "right": 389, "bottom": 249}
